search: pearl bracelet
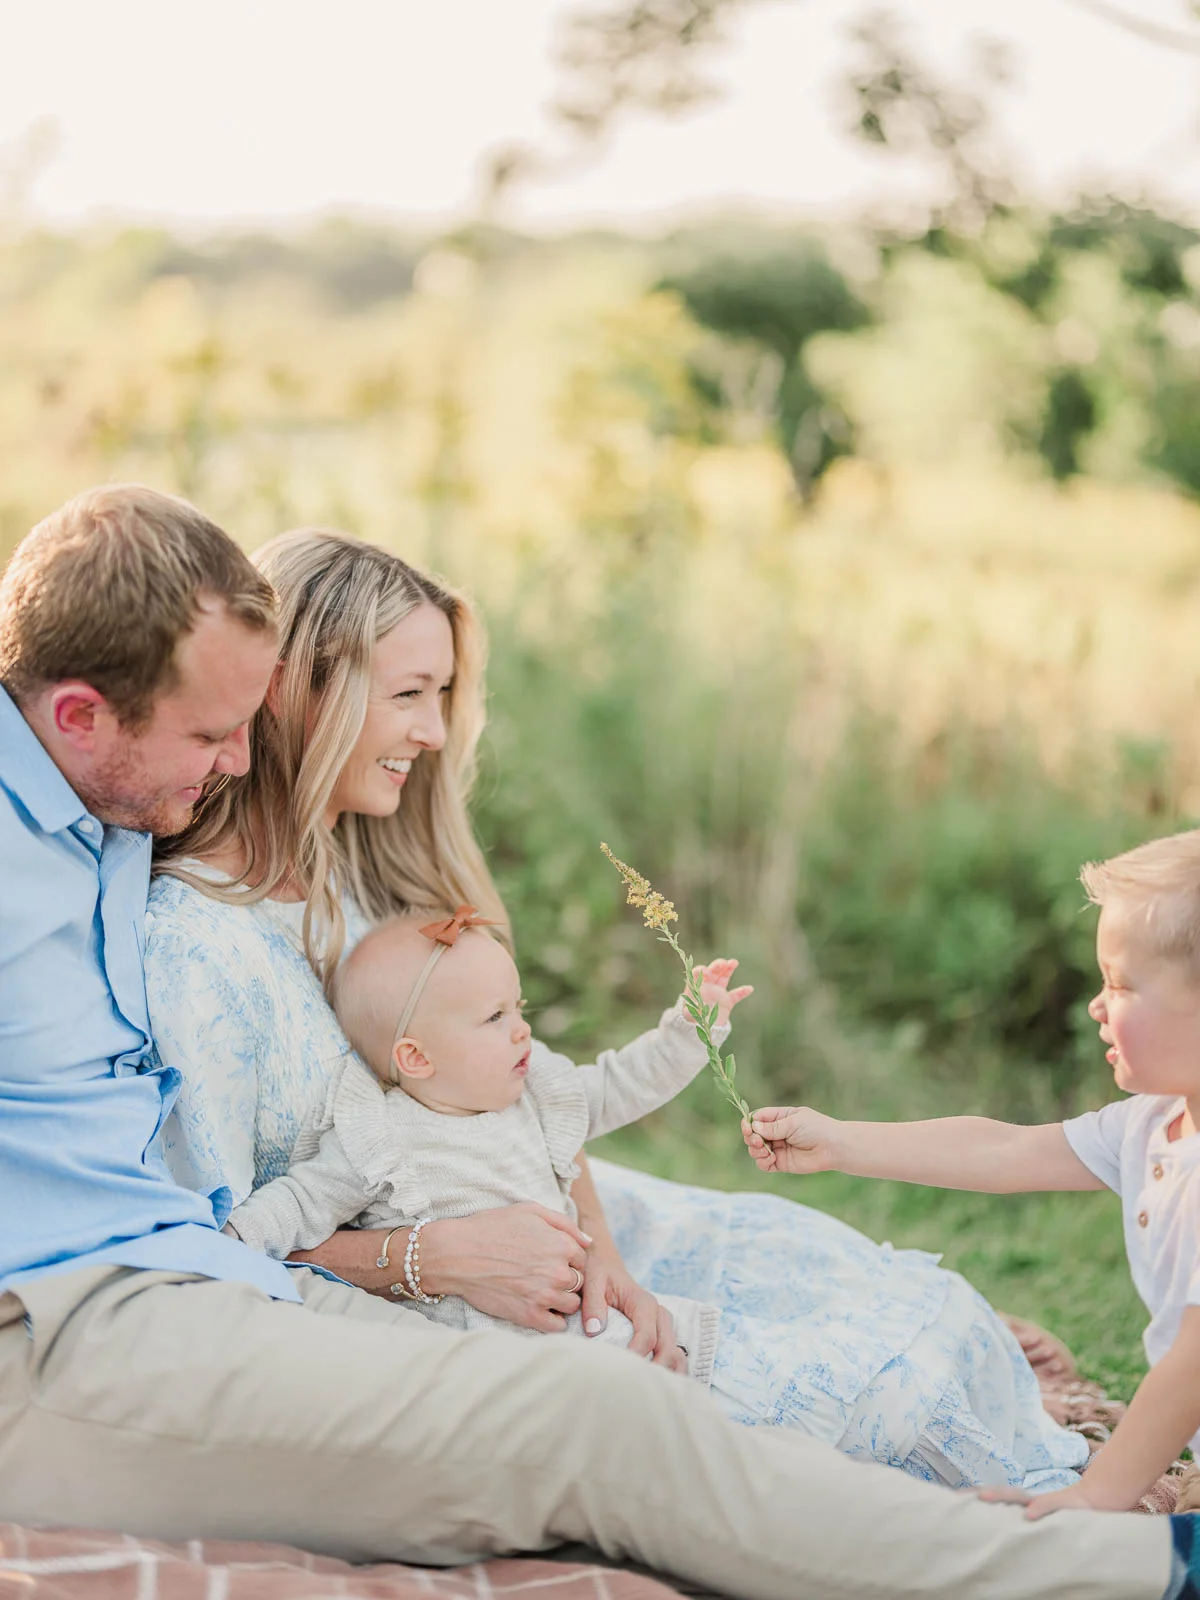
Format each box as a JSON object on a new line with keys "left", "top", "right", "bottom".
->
{"left": 388, "top": 1216, "right": 444, "bottom": 1305}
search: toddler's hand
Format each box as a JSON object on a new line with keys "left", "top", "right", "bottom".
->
{"left": 693, "top": 958, "right": 753, "bottom": 1029}
{"left": 742, "top": 1106, "right": 841, "bottom": 1175}
{"left": 978, "top": 1481, "right": 1129, "bottom": 1519}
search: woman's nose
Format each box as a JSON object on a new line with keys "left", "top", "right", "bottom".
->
{"left": 412, "top": 701, "right": 447, "bottom": 751}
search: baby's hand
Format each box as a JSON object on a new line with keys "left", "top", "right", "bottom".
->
{"left": 693, "top": 958, "right": 753, "bottom": 1029}
{"left": 742, "top": 1106, "right": 841, "bottom": 1175}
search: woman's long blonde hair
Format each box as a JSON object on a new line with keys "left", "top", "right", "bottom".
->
{"left": 155, "top": 528, "right": 507, "bottom": 990}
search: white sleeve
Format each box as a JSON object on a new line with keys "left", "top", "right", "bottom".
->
{"left": 145, "top": 904, "right": 265, "bottom": 1211}
{"left": 1061, "top": 1100, "right": 1135, "bottom": 1194}
{"left": 574, "top": 1003, "right": 726, "bottom": 1140}
{"left": 228, "top": 1123, "right": 376, "bottom": 1258}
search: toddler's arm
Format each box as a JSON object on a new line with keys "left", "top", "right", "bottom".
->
{"left": 227, "top": 1124, "right": 378, "bottom": 1257}
{"left": 988, "top": 1309, "right": 1200, "bottom": 1517}
{"left": 575, "top": 959, "right": 752, "bottom": 1139}
{"left": 744, "top": 1106, "right": 1103, "bottom": 1193}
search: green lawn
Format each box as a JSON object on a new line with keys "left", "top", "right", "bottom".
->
{"left": 593, "top": 1117, "right": 1147, "bottom": 1401}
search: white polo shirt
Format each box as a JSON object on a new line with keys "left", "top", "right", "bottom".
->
{"left": 1063, "top": 1094, "right": 1200, "bottom": 1425}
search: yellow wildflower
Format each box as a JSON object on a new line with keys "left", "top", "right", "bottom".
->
{"left": 600, "top": 842, "right": 677, "bottom": 927}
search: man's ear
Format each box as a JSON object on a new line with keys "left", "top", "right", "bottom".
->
{"left": 48, "top": 682, "right": 111, "bottom": 752}
{"left": 263, "top": 659, "right": 288, "bottom": 720}
{"left": 391, "top": 1036, "right": 434, "bottom": 1082}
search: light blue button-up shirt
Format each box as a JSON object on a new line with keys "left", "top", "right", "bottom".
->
{"left": 0, "top": 684, "right": 299, "bottom": 1301}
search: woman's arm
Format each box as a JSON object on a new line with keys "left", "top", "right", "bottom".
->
{"left": 293, "top": 1204, "right": 595, "bottom": 1330}
{"left": 571, "top": 1154, "right": 687, "bottom": 1371}
{"left": 745, "top": 1108, "right": 1104, "bottom": 1193}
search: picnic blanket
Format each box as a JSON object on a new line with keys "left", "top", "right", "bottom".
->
{"left": 0, "top": 1527, "right": 692, "bottom": 1600}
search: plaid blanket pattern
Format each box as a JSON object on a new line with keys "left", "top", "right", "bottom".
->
{"left": 0, "top": 1526, "right": 682, "bottom": 1600}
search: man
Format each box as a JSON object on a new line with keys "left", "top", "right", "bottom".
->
{"left": 0, "top": 485, "right": 1186, "bottom": 1600}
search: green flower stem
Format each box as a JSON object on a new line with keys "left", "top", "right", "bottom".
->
{"left": 659, "top": 923, "right": 750, "bottom": 1123}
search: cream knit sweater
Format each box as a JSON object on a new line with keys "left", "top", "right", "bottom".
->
{"left": 229, "top": 1003, "right": 724, "bottom": 1382}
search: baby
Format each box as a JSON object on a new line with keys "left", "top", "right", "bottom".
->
{"left": 228, "top": 905, "right": 751, "bottom": 1380}
{"left": 744, "top": 827, "right": 1200, "bottom": 1517}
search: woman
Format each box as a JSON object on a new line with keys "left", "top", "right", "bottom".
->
{"left": 146, "top": 528, "right": 1086, "bottom": 1489}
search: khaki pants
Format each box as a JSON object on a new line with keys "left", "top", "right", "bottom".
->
{"left": 0, "top": 1265, "right": 1170, "bottom": 1600}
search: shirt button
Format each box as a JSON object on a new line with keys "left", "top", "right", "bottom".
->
{"left": 1137, "top": 1210, "right": 1149, "bottom": 1228}
{"left": 1153, "top": 1163, "right": 1165, "bottom": 1180}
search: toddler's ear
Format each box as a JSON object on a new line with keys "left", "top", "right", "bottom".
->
{"left": 392, "top": 1036, "right": 434, "bottom": 1081}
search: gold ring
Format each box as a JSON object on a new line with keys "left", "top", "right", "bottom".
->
{"left": 569, "top": 1267, "right": 584, "bottom": 1294}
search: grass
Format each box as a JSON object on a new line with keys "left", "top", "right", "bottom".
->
{"left": 593, "top": 1111, "right": 1148, "bottom": 1402}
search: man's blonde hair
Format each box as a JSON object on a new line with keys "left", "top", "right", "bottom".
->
{"left": 0, "top": 484, "right": 276, "bottom": 725}
{"left": 1081, "top": 829, "right": 1200, "bottom": 974}
{"left": 156, "top": 529, "right": 507, "bottom": 993}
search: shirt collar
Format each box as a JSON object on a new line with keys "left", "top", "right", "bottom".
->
{"left": 1148, "top": 1097, "right": 1200, "bottom": 1161}
{"left": 0, "top": 683, "right": 90, "bottom": 835}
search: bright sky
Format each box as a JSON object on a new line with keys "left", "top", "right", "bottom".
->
{"left": 3, "top": 0, "right": 1200, "bottom": 230}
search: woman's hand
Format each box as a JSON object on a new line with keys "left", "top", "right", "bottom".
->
{"left": 742, "top": 1106, "right": 842, "bottom": 1175}
{"left": 580, "top": 1241, "right": 688, "bottom": 1374}
{"left": 570, "top": 1151, "right": 686, "bottom": 1372}
{"left": 418, "top": 1204, "right": 593, "bottom": 1331}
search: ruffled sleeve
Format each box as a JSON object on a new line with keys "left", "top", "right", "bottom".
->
{"left": 523, "top": 1046, "right": 591, "bottom": 1185}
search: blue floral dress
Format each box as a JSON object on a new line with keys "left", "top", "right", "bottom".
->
{"left": 144, "top": 872, "right": 1086, "bottom": 1492}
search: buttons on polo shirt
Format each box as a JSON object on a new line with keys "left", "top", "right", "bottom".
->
{"left": 1153, "top": 1163, "right": 1164, "bottom": 1180}
{"left": 1137, "top": 1210, "right": 1149, "bottom": 1228}
{"left": 77, "top": 818, "right": 99, "bottom": 837}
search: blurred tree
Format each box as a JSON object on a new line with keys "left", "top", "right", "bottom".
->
{"left": 552, "top": 0, "right": 746, "bottom": 137}
{"left": 1039, "top": 368, "right": 1097, "bottom": 481}
{"left": 843, "top": 10, "right": 1015, "bottom": 230}
{"left": 659, "top": 239, "right": 870, "bottom": 496}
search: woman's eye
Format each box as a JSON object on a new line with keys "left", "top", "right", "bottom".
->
{"left": 393, "top": 689, "right": 421, "bottom": 702}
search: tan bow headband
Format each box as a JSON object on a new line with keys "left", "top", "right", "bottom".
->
{"left": 391, "top": 905, "right": 501, "bottom": 1048}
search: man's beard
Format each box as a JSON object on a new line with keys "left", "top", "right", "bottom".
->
{"left": 74, "top": 744, "right": 201, "bottom": 838}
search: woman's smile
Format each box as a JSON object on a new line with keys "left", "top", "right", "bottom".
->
{"left": 377, "top": 756, "right": 413, "bottom": 786}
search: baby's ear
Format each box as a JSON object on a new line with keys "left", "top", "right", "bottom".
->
{"left": 392, "top": 1036, "right": 434, "bottom": 1081}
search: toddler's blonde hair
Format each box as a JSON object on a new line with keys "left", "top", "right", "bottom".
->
{"left": 1081, "top": 829, "right": 1200, "bottom": 976}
